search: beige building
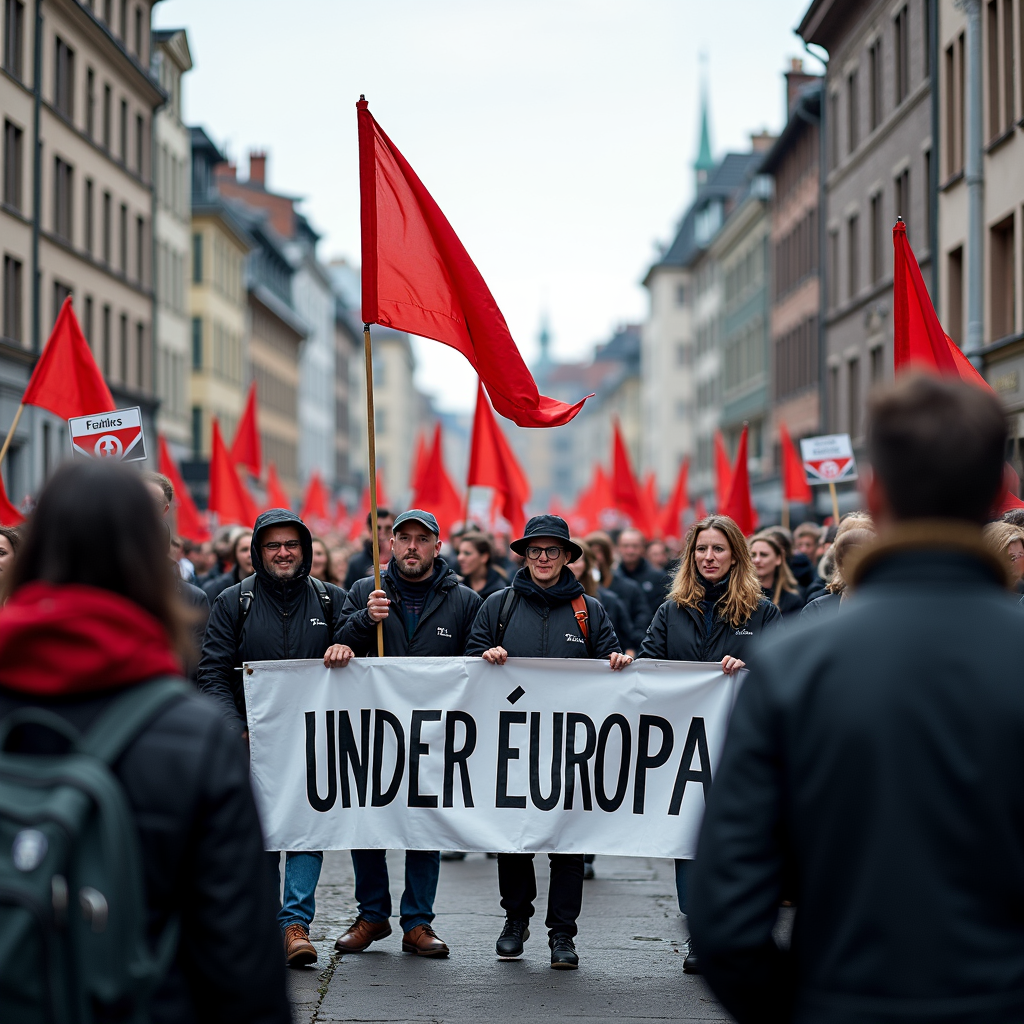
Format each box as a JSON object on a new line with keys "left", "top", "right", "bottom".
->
{"left": 937, "top": 0, "right": 1024, "bottom": 468}
{"left": 151, "top": 27, "right": 191, "bottom": 459}
{"left": 1, "top": 0, "right": 162, "bottom": 501}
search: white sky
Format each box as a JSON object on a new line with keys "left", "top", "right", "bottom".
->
{"left": 155, "top": 0, "right": 822, "bottom": 414}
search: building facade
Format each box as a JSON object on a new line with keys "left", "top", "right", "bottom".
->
{"left": 2, "top": 0, "right": 163, "bottom": 504}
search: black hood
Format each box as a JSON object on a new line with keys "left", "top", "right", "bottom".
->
{"left": 250, "top": 508, "right": 312, "bottom": 591}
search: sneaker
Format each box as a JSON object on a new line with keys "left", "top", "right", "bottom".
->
{"left": 284, "top": 923, "right": 317, "bottom": 967}
{"left": 682, "top": 936, "right": 701, "bottom": 974}
{"left": 549, "top": 934, "right": 579, "bottom": 970}
{"left": 495, "top": 918, "right": 530, "bottom": 959}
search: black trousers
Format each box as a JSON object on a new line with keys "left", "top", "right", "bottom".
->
{"left": 497, "top": 853, "right": 585, "bottom": 938}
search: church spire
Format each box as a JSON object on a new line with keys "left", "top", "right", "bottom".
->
{"left": 694, "top": 56, "right": 714, "bottom": 190}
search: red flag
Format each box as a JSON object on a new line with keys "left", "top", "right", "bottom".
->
{"left": 357, "top": 99, "right": 590, "bottom": 428}
{"left": 642, "top": 472, "right": 661, "bottom": 538}
{"left": 300, "top": 470, "right": 331, "bottom": 526}
{"left": 346, "top": 474, "right": 392, "bottom": 541}
{"left": 22, "top": 297, "right": 115, "bottom": 418}
{"left": 660, "top": 459, "right": 690, "bottom": 539}
{"left": 714, "top": 431, "right": 732, "bottom": 511}
{"left": 264, "top": 462, "right": 291, "bottom": 511}
{"left": 230, "top": 381, "right": 262, "bottom": 477}
{"left": 411, "top": 423, "right": 463, "bottom": 538}
{"left": 374, "top": 469, "right": 390, "bottom": 509}
{"left": 721, "top": 425, "right": 757, "bottom": 536}
{"left": 410, "top": 432, "right": 429, "bottom": 494}
{"left": 779, "top": 422, "right": 813, "bottom": 505}
{"left": 0, "top": 471, "right": 24, "bottom": 527}
{"left": 467, "top": 381, "right": 530, "bottom": 537}
{"left": 158, "top": 435, "right": 209, "bottom": 542}
{"left": 208, "top": 419, "right": 259, "bottom": 528}
{"left": 892, "top": 220, "right": 1024, "bottom": 510}
{"left": 611, "top": 421, "right": 653, "bottom": 536}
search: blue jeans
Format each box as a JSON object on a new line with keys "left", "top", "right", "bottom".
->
{"left": 351, "top": 849, "right": 440, "bottom": 932}
{"left": 675, "top": 858, "right": 690, "bottom": 916}
{"left": 267, "top": 851, "right": 324, "bottom": 930}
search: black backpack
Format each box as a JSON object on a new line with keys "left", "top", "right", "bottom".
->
{"left": 0, "top": 678, "right": 187, "bottom": 1023}
{"left": 236, "top": 573, "right": 334, "bottom": 637}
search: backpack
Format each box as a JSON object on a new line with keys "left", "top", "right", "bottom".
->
{"left": 494, "top": 589, "right": 594, "bottom": 657}
{"left": 0, "top": 677, "right": 188, "bottom": 1024}
{"left": 236, "top": 573, "right": 334, "bottom": 638}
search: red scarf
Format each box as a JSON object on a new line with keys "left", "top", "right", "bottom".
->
{"left": 0, "top": 582, "right": 181, "bottom": 695}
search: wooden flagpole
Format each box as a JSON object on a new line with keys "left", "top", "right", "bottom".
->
{"left": 828, "top": 481, "right": 841, "bottom": 526}
{"left": 0, "top": 404, "right": 26, "bottom": 467}
{"left": 363, "top": 324, "right": 384, "bottom": 657}
{"left": 781, "top": 498, "right": 790, "bottom": 531}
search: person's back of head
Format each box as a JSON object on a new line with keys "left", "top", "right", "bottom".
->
{"left": 867, "top": 374, "right": 1006, "bottom": 524}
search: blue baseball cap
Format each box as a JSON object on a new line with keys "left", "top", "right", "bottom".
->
{"left": 392, "top": 509, "right": 440, "bottom": 537}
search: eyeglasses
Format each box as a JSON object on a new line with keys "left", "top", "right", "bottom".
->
{"left": 263, "top": 540, "right": 302, "bottom": 552}
{"left": 525, "top": 545, "right": 565, "bottom": 560}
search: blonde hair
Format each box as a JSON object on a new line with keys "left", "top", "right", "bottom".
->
{"left": 983, "top": 521, "right": 1024, "bottom": 559}
{"left": 827, "top": 527, "right": 875, "bottom": 595}
{"left": 668, "top": 515, "right": 763, "bottom": 628}
{"left": 749, "top": 531, "right": 799, "bottom": 607}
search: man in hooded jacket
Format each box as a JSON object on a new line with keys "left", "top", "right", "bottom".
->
{"left": 197, "top": 508, "right": 352, "bottom": 968}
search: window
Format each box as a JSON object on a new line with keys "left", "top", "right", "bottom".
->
{"left": 54, "top": 37, "right": 75, "bottom": 120}
{"left": 871, "top": 344, "right": 885, "bottom": 388}
{"left": 870, "top": 193, "right": 883, "bottom": 283}
{"left": 847, "top": 214, "right": 860, "bottom": 300}
{"left": 119, "top": 202, "right": 127, "bottom": 274}
{"left": 103, "top": 85, "right": 112, "bottom": 151}
{"left": 86, "top": 68, "right": 95, "bottom": 138}
{"left": 119, "top": 313, "right": 128, "bottom": 383}
{"left": 895, "top": 6, "right": 909, "bottom": 107}
{"left": 191, "top": 407, "right": 202, "bottom": 458}
{"left": 1002, "top": 0, "right": 1014, "bottom": 126}
{"left": 828, "top": 365, "right": 840, "bottom": 432}
{"left": 119, "top": 0, "right": 127, "bottom": 41}
{"left": 923, "top": 0, "right": 931, "bottom": 76}
{"left": 987, "top": 1, "right": 1000, "bottom": 139}
{"left": 135, "top": 114, "right": 144, "bottom": 176}
{"left": 847, "top": 69, "right": 859, "bottom": 153}
{"left": 192, "top": 232, "right": 202, "bottom": 282}
{"left": 3, "top": 120, "right": 23, "bottom": 210}
{"left": 102, "top": 191, "right": 111, "bottom": 264}
{"left": 675, "top": 283, "right": 686, "bottom": 306}
{"left": 944, "top": 34, "right": 966, "bottom": 177}
{"left": 52, "top": 280, "right": 71, "bottom": 325}
{"left": 119, "top": 100, "right": 128, "bottom": 164}
{"left": 191, "top": 316, "right": 202, "bottom": 368}
{"left": 135, "top": 215, "right": 144, "bottom": 282}
{"left": 101, "top": 304, "right": 111, "bottom": 376}
{"left": 868, "top": 39, "right": 883, "bottom": 130}
{"left": 53, "top": 157, "right": 73, "bottom": 242}
{"left": 83, "top": 177, "right": 93, "bottom": 254}
{"left": 83, "top": 294, "right": 92, "bottom": 347}
{"left": 133, "top": 4, "right": 141, "bottom": 56}
{"left": 136, "top": 322, "right": 144, "bottom": 388}
{"left": 3, "top": 255, "right": 22, "bottom": 342}
{"left": 848, "top": 357, "right": 861, "bottom": 438}
{"left": 103, "top": 0, "right": 111, "bottom": 24}
{"left": 894, "top": 168, "right": 910, "bottom": 238}
{"left": 3, "top": 0, "right": 24, "bottom": 80}
{"left": 991, "top": 215, "right": 1016, "bottom": 340}
{"left": 829, "top": 91, "right": 840, "bottom": 168}
{"left": 41, "top": 422, "right": 50, "bottom": 479}
{"left": 922, "top": 150, "right": 931, "bottom": 245}
{"left": 828, "top": 229, "right": 839, "bottom": 308}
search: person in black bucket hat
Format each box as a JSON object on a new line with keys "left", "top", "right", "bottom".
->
{"left": 466, "top": 514, "right": 632, "bottom": 970}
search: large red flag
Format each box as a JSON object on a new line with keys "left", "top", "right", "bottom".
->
{"left": 357, "top": 99, "right": 590, "bottom": 428}
{"left": 230, "top": 381, "right": 262, "bottom": 477}
{"left": 411, "top": 423, "right": 463, "bottom": 538}
{"left": 892, "top": 220, "right": 1024, "bottom": 510}
{"left": 660, "top": 459, "right": 690, "bottom": 539}
{"left": 721, "top": 425, "right": 757, "bottom": 536}
{"left": 347, "top": 471, "right": 391, "bottom": 541}
{"left": 300, "top": 470, "right": 331, "bottom": 527}
{"left": 779, "top": 422, "right": 813, "bottom": 505}
{"left": 410, "top": 432, "right": 429, "bottom": 494}
{"left": 0, "top": 471, "right": 24, "bottom": 526}
{"left": 158, "top": 435, "right": 209, "bottom": 542}
{"left": 714, "top": 431, "right": 732, "bottom": 511}
{"left": 642, "top": 472, "right": 662, "bottom": 538}
{"left": 208, "top": 419, "right": 259, "bottom": 528}
{"left": 22, "top": 297, "right": 114, "bottom": 418}
{"left": 264, "top": 462, "right": 291, "bottom": 511}
{"left": 467, "top": 381, "right": 530, "bottom": 537}
{"left": 611, "top": 421, "right": 654, "bottom": 536}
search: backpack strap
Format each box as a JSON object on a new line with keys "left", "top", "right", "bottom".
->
{"left": 80, "top": 677, "right": 190, "bottom": 765}
{"left": 495, "top": 588, "right": 519, "bottom": 648}
{"left": 571, "top": 595, "right": 595, "bottom": 658}
{"left": 309, "top": 576, "right": 334, "bottom": 635}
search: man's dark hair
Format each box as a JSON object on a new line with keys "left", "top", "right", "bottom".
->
{"left": 867, "top": 374, "right": 1007, "bottom": 523}
{"left": 365, "top": 507, "right": 392, "bottom": 529}
{"left": 1003, "top": 508, "right": 1024, "bottom": 528}
{"left": 144, "top": 470, "right": 174, "bottom": 505}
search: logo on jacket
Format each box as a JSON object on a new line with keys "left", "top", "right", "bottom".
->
{"left": 734, "top": 628, "right": 753, "bottom": 635}
{"left": 310, "top": 617, "right": 327, "bottom": 627}
{"left": 565, "top": 633, "right": 585, "bottom": 644}
{"left": 436, "top": 626, "right": 452, "bottom": 638}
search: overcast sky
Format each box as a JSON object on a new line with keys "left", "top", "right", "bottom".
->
{"left": 155, "top": 0, "right": 821, "bottom": 414}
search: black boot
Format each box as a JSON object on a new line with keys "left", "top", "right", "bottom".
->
{"left": 550, "top": 934, "right": 579, "bottom": 970}
{"left": 495, "top": 918, "right": 529, "bottom": 959}
{"left": 682, "top": 936, "right": 701, "bottom": 974}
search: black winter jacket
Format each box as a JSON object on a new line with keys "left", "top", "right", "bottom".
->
{"left": 597, "top": 585, "right": 636, "bottom": 652}
{"left": 200, "top": 566, "right": 240, "bottom": 603}
{"left": 617, "top": 558, "right": 671, "bottom": 623}
{"left": 339, "top": 558, "right": 482, "bottom": 657}
{"left": 197, "top": 509, "right": 346, "bottom": 732}
{"left": 799, "top": 591, "right": 841, "bottom": 621}
{"left": 607, "top": 572, "right": 649, "bottom": 646}
{"left": 466, "top": 567, "right": 621, "bottom": 659}
{"left": 638, "top": 593, "right": 781, "bottom": 662}
{"left": 762, "top": 583, "right": 805, "bottom": 618}
{"left": 177, "top": 578, "right": 210, "bottom": 682}
{"left": 690, "top": 527, "right": 1024, "bottom": 1024}
{"left": 343, "top": 542, "right": 377, "bottom": 590}
{"left": 0, "top": 684, "right": 289, "bottom": 1024}
{"left": 463, "top": 566, "right": 509, "bottom": 601}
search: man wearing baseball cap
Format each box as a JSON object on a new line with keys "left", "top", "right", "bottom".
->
{"left": 334, "top": 508, "right": 482, "bottom": 959}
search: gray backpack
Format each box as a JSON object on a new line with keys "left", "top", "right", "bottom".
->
{"left": 0, "top": 678, "right": 187, "bottom": 1023}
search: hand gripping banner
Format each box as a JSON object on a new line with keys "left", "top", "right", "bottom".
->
{"left": 244, "top": 658, "right": 741, "bottom": 860}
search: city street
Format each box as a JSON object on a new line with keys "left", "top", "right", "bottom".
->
{"left": 286, "top": 852, "right": 728, "bottom": 1024}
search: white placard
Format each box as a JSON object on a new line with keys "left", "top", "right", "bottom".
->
{"left": 68, "top": 406, "right": 147, "bottom": 462}
{"left": 800, "top": 432, "right": 858, "bottom": 483}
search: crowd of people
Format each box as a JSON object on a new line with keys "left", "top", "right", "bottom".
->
{"left": 4, "top": 373, "right": 1024, "bottom": 1023}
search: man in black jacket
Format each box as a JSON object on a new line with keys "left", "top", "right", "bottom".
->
{"left": 197, "top": 508, "right": 352, "bottom": 968}
{"left": 690, "top": 375, "right": 1024, "bottom": 1024}
{"left": 466, "top": 515, "right": 631, "bottom": 969}
{"left": 335, "top": 509, "right": 482, "bottom": 959}
{"left": 616, "top": 528, "right": 670, "bottom": 626}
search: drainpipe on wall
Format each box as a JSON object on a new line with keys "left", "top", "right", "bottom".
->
{"left": 929, "top": 0, "right": 940, "bottom": 300}
{"left": 30, "top": 0, "right": 42, "bottom": 356}
{"left": 959, "top": 0, "right": 985, "bottom": 368}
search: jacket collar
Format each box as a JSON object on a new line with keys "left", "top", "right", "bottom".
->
{"left": 847, "top": 519, "right": 1011, "bottom": 590}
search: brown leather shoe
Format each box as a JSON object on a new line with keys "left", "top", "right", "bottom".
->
{"left": 284, "top": 924, "right": 317, "bottom": 967}
{"left": 401, "top": 924, "right": 450, "bottom": 957}
{"left": 334, "top": 915, "right": 393, "bottom": 952}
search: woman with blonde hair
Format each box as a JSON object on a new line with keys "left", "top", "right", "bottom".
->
{"left": 749, "top": 531, "right": 805, "bottom": 617}
{"left": 637, "top": 514, "right": 780, "bottom": 975}
{"left": 983, "top": 520, "right": 1024, "bottom": 590}
{"left": 800, "top": 526, "right": 876, "bottom": 621}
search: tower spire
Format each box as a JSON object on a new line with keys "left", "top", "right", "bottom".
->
{"left": 694, "top": 54, "right": 714, "bottom": 190}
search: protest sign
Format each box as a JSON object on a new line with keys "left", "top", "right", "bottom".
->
{"left": 68, "top": 407, "right": 147, "bottom": 462}
{"left": 244, "top": 657, "right": 741, "bottom": 860}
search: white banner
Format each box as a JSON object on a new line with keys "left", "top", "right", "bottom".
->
{"left": 243, "top": 658, "right": 742, "bottom": 860}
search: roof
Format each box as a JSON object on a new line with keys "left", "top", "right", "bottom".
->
{"left": 796, "top": 0, "right": 857, "bottom": 49}
{"left": 759, "top": 83, "right": 822, "bottom": 175}
{"left": 189, "top": 126, "right": 225, "bottom": 163}
{"left": 152, "top": 28, "right": 192, "bottom": 72}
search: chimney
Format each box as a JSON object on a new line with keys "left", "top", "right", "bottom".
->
{"left": 249, "top": 150, "right": 267, "bottom": 187}
{"left": 750, "top": 130, "right": 776, "bottom": 153}
{"left": 784, "top": 56, "right": 820, "bottom": 117}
